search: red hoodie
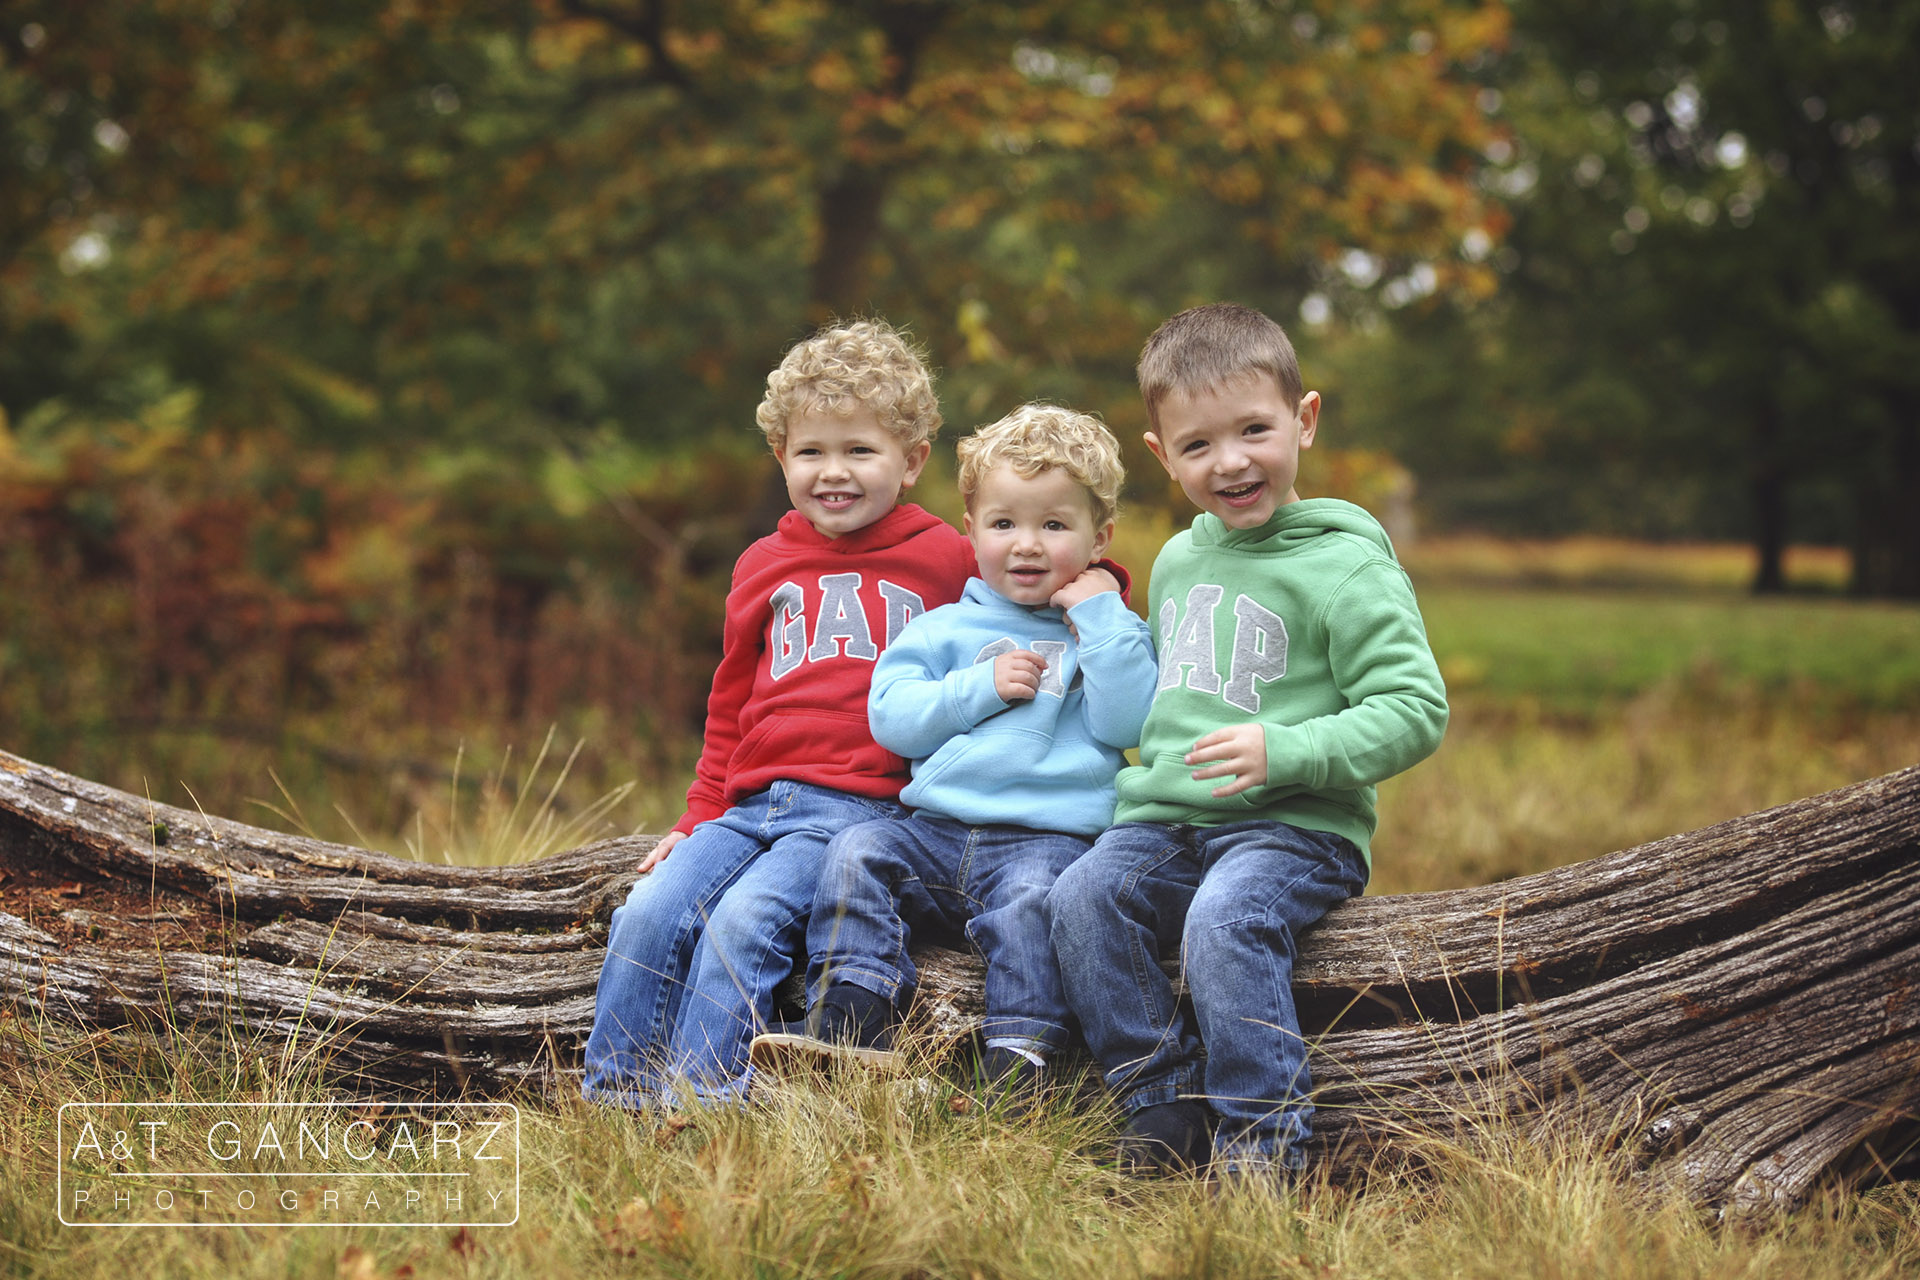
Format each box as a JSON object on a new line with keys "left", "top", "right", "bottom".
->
{"left": 673, "top": 503, "right": 977, "bottom": 835}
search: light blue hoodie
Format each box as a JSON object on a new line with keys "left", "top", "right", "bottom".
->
{"left": 868, "top": 578, "right": 1157, "bottom": 837}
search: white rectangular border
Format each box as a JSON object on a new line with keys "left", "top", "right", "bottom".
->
{"left": 57, "top": 1101, "right": 521, "bottom": 1228}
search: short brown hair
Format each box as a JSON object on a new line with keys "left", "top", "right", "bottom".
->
{"left": 956, "top": 403, "right": 1124, "bottom": 529}
{"left": 755, "top": 318, "right": 942, "bottom": 454}
{"left": 1136, "top": 303, "right": 1304, "bottom": 427}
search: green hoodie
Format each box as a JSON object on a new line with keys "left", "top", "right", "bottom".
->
{"left": 1113, "top": 498, "right": 1448, "bottom": 865}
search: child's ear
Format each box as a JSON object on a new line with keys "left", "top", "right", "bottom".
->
{"left": 1296, "top": 391, "right": 1322, "bottom": 448}
{"left": 901, "top": 440, "right": 933, "bottom": 489}
{"left": 1143, "top": 432, "right": 1176, "bottom": 477}
{"left": 962, "top": 508, "right": 975, "bottom": 538}
{"left": 1091, "top": 518, "right": 1115, "bottom": 560}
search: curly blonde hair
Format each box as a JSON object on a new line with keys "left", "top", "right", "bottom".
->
{"left": 957, "top": 403, "right": 1125, "bottom": 529}
{"left": 756, "top": 319, "right": 942, "bottom": 454}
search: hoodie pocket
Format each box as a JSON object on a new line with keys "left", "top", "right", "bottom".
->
{"left": 1118, "top": 750, "right": 1219, "bottom": 810}
{"left": 729, "top": 709, "right": 906, "bottom": 783}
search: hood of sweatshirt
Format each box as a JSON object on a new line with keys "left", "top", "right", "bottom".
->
{"left": 775, "top": 502, "right": 953, "bottom": 555}
{"left": 955, "top": 558, "right": 1138, "bottom": 619}
{"left": 1189, "top": 498, "right": 1397, "bottom": 562}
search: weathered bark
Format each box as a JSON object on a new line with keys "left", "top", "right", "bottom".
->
{"left": 2, "top": 746, "right": 1916, "bottom": 1216}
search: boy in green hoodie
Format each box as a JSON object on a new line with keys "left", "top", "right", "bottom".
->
{"left": 1047, "top": 303, "right": 1448, "bottom": 1183}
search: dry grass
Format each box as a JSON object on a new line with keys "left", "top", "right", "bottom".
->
{"left": 3, "top": 1020, "right": 1916, "bottom": 1279}
{"left": 1401, "top": 535, "right": 1853, "bottom": 593}
{"left": 1371, "top": 686, "right": 1920, "bottom": 895}
{"left": 3, "top": 544, "right": 1917, "bottom": 1276}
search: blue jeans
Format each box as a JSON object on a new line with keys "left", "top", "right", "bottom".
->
{"left": 581, "top": 781, "right": 904, "bottom": 1106}
{"left": 1048, "top": 820, "right": 1367, "bottom": 1170}
{"left": 805, "top": 814, "right": 1090, "bottom": 1055}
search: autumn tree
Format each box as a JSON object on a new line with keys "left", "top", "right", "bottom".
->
{"left": 3, "top": 0, "right": 1507, "bottom": 456}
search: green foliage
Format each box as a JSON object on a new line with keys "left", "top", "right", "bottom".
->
{"left": 2, "top": 0, "right": 1504, "bottom": 465}
{"left": 1310, "top": 0, "right": 1920, "bottom": 593}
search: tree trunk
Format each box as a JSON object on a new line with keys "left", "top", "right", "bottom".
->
{"left": 2, "top": 747, "right": 1916, "bottom": 1217}
{"left": 809, "top": 168, "right": 891, "bottom": 321}
{"left": 803, "top": 1, "right": 951, "bottom": 321}
{"left": 1750, "top": 402, "right": 1787, "bottom": 595}
{"left": 1850, "top": 413, "right": 1920, "bottom": 599}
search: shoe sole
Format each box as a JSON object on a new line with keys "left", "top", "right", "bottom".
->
{"left": 747, "top": 1031, "right": 905, "bottom": 1075}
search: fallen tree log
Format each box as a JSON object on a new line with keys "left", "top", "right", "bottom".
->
{"left": 1, "top": 745, "right": 1915, "bottom": 1216}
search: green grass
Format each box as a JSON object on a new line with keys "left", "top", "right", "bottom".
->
{"left": 1417, "top": 584, "right": 1920, "bottom": 714}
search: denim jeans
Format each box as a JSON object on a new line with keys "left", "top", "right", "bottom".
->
{"left": 1047, "top": 820, "right": 1367, "bottom": 1170}
{"left": 805, "top": 813, "right": 1090, "bottom": 1055}
{"left": 581, "top": 781, "right": 904, "bottom": 1106}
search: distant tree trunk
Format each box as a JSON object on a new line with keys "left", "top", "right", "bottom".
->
{"left": 809, "top": 168, "right": 892, "bottom": 321}
{"left": 3, "top": 747, "right": 1916, "bottom": 1218}
{"left": 803, "top": 0, "right": 950, "bottom": 322}
{"left": 1751, "top": 403, "right": 1787, "bottom": 594}
{"left": 1850, "top": 410, "right": 1920, "bottom": 599}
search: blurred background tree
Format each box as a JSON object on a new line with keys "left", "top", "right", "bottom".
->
{"left": 1328, "top": 0, "right": 1919, "bottom": 595}
{"left": 0, "top": 0, "right": 1508, "bottom": 805}
{"left": 1, "top": 0, "right": 1504, "bottom": 452}
{"left": 1, "top": 0, "right": 1915, "bottom": 837}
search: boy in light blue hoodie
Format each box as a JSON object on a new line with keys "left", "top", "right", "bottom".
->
{"left": 749, "top": 403, "right": 1157, "bottom": 1096}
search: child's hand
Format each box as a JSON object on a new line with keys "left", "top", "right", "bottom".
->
{"left": 1049, "top": 566, "right": 1121, "bottom": 613}
{"left": 1185, "top": 724, "right": 1268, "bottom": 798}
{"left": 994, "top": 649, "right": 1049, "bottom": 702}
{"left": 637, "top": 829, "right": 686, "bottom": 873}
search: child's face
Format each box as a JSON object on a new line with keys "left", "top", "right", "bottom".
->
{"left": 779, "top": 407, "right": 931, "bottom": 539}
{"left": 1144, "top": 373, "right": 1320, "bottom": 530}
{"left": 964, "top": 463, "right": 1113, "bottom": 607}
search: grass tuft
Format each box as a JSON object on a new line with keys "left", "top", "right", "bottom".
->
{"left": 6, "top": 1011, "right": 1917, "bottom": 1278}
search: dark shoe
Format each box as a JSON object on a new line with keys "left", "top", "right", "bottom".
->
{"left": 812, "top": 982, "right": 898, "bottom": 1050}
{"left": 965, "top": 1045, "right": 1049, "bottom": 1115}
{"left": 748, "top": 983, "right": 902, "bottom": 1074}
{"left": 1111, "top": 1100, "right": 1213, "bottom": 1176}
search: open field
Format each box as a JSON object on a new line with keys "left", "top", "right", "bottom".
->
{"left": 21, "top": 541, "right": 1915, "bottom": 882}
{"left": 4, "top": 1019, "right": 1918, "bottom": 1280}
{"left": 2, "top": 540, "right": 1918, "bottom": 1276}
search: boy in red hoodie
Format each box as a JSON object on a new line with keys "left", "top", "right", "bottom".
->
{"left": 583, "top": 319, "right": 975, "bottom": 1107}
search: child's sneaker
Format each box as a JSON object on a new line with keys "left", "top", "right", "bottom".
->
{"left": 748, "top": 982, "right": 903, "bottom": 1074}
{"left": 1110, "top": 1099, "right": 1212, "bottom": 1176}
{"left": 963, "top": 1044, "right": 1049, "bottom": 1116}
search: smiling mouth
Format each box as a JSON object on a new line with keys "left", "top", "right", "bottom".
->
{"left": 1217, "top": 481, "right": 1265, "bottom": 504}
{"left": 813, "top": 492, "right": 861, "bottom": 509}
